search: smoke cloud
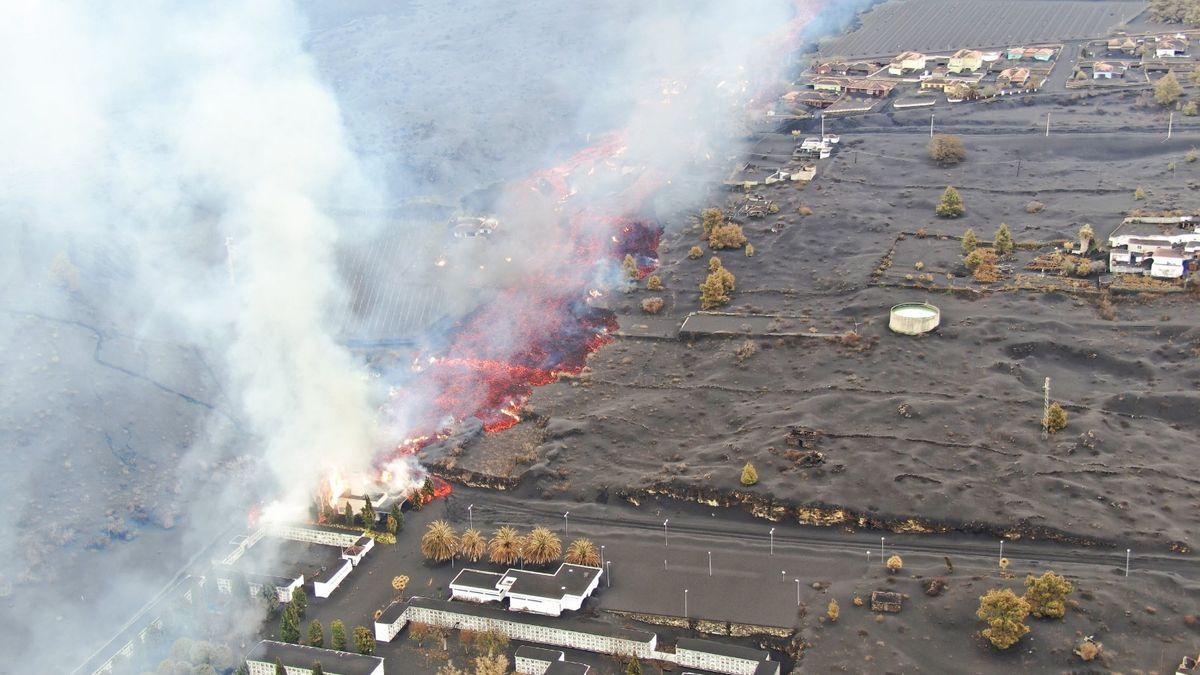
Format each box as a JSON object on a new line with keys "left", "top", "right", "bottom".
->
{"left": 0, "top": 0, "right": 872, "bottom": 670}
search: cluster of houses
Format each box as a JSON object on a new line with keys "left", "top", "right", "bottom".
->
{"left": 1088, "top": 32, "right": 1193, "bottom": 81}
{"left": 1107, "top": 216, "right": 1200, "bottom": 279}
{"left": 784, "top": 43, "right": 1058, "bottom": 116}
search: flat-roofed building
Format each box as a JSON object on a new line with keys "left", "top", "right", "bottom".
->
{"left": 448, "top": 563, "right": 603, "bottom": 616}
{"left": 245, "top": 640, "right": 384, "bottom": 675}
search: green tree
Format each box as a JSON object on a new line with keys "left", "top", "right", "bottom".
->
{"left": 360, "top": 496, "right": 376, "bottom": 530}
{"left": 307, "top": 619, "right": 324, "bottom": 647}
{"left": 626, "top": 655, "right": 643, "bottom": 675}
{"left": 259, "top": 584, "right": 281, "bottom": 618}
{"left": 274, "top": 658, "right": 285, "bottom": 675}
{"left": 291, "top": 587, "right": 308, "bottom": 618}
{"left": 1044, "top": 402, "right": 1068, "bottom": 433}
{"left": 280, "top": 603, "right": 300, "bottom": 644}
{"left": 421, "top": 520, "right": 460, "bottom": 562}
{"left": 935, "top": 186, "right": 965, "bottom": 218}
{"left": 993, "top": 223, "right": 1014, "bottom": 256}
{"left": 621, "top": 254, "right": 638, "bottom": 280}
{"left": 235, "top": 665, "right": 248, "bottom": 675}
{"left": 342, "top": 502, "right": 353, "bottom": 525}
{"left": 961, "top": 228, "right": 978, "bottom": 255}
{"left": 312, "top": 663, "right": 324, "bottom": 675}
{"left": 701, "top": 207, "right": 725, "bottom": 238}
{"left": 976, "top": 588, "right": 1031, "bottom": 649}
{"left": 390, "top": 503, "right": 403, "bottom": 532}
{"left": 331, "top": 620, "right": 347, "bottom": 651}
{"left": 1154, "top": 72, "right": 1183, "bottom": 107}
{"left": 524, "top": 527, "right": 563, "bottom": 566}
{"left": 740, "top": 462, "right": 758, "bottom": 486}
{"left": 354, "top": 626, "right": 376, "bottom": 655}
{"left": 1024, "top": 571, "right": 1074, "bottom": 619}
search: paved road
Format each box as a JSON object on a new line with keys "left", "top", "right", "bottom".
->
{"left": 453, "top": 488, "right": 1196, "bottom": 580}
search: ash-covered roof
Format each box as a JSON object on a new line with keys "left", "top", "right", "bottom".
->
{"left": 676, "top": 637, "right": 769, "bottom": 662}
{"left": 246, "top": 640, "right": 382, "bottom": 675}
{"left": 407, "top": 596, "right": 655, "bottom": 644}
{"left": 502, "top": 564, "right": 601, "bottom": 600}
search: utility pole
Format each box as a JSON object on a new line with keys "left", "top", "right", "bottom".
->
{"left": 999, "top": 540, "right": 1004, "bottom": 566}
{"left": 1045, "top": 112, "right": 1051, "bottom": 137}
{"left": 467, "top": 504, "right": 473, "bottom": 530}
{"left": 606, "top": 560, "right": 611, "bottom": 587}
{"left": 795, "top": 578, "right": 801, "bottom": 606}
{"left": 880, "top": 536, "right": 885, "bottom": 562}
{"left": 600, "top": 545, "right": 605, "bottom": 569}
{"left": 1125, "top": 549, "right": 1131, "bottom": 577}
{"left": 769, "top": 527, "right": 775, "bottom": 556}
{"left": 1042, "top": 377, "right": 1051, "bottom": 440}
{"left": 1015, "top": 150, "right": 1022, "bottom": 177}
{"left": 1167, "top": 112, "right": 1173, "bottom": 141}
{"left": 708, "top": 551, "right": 712, "bottom": 576}
{"left": 663, "top": 519, "right": 669, "bottom": 547}
{"left": 930, "top": 112, "right": 935, "bottom": 138}
{"left": 563, "top": 511, "right": 569, "bottom": 536}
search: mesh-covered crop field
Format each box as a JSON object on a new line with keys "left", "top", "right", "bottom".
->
{"left": 822, "top": 0, "right": 1146, "bottom": 58}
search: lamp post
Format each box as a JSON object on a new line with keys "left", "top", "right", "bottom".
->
{"left": 930, "top": 112, "right": 935, "bottom": 138}
{"left": 684, "top": 589, "right": 689, "bottom": 618}
{"left": 999, "top": 539, "right": 1004, "bottom": 566}
{"left": 880, "top": 536, "right": 885, "bottom": 563}
{"left": 606, "top": 560, "right": 612, "bottom": 588}
{"left": 795, "top": 578, "right": 800, "bottom": 606}
{"left": 563, "top": 511, "right": 570, "bottom": 536}
{"left": 769, "top": 527, "right": 775, "bottom": 556}
{"left": 600, "top": 545, "right": 605, "bottom": 568}
{"left": 708, "top": 551, "right": 712, "bottom": 577}
{"left": 1125, "top": 549, "right": 1131, "bottom": 577}
{"left": 467, "top": 504, "right": 473, "bottom": 530}
{"left": 663, "top": 519, "right": 669, "bottom": 547}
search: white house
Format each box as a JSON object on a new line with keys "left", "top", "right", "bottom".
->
{"left": 1108, "top": 218, "right": 1200, "bottom": 278}
{"left": 245, "top": 640, "right": 384, "bottom": 675}
{"left": 1155, "top": 35, "right": 1189, "bottom": 58}
{"left": 1150, "top": 249, "right": 1190, "bottom": 278}
{"left": 449, "top": 563, "right": 603, "bottom": 616}
{"left": 888, "top": 50, "right": 926, "bottom": 75}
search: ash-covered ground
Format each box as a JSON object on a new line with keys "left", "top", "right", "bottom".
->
{"left": 454, "top": 91, "right": 1200, "bottom": 554}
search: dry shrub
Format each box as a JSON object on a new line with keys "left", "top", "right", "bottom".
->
{"left": 709, "top": 223, "right": 748, "bottom": 249}
{"left": 924, "top": 578, "right": 947, "bottom": 596}
{"left": 928, "top": 134, "right": 966, "bottom": 165}
{"left": 687, "top": 245, "right": 703, "bottom": 259}
{"left": 797, "top": 205, "right": 813, "bottom": 216}
{"left": 734, "top": 340, "right": 758, "bottom": 363}
{"left": 1025, "top": 200, "right": 1045, "bottom": 214}
{"left": 646, "top": 275, "right": 663, "bottom": 290}
{"left": 1075, "top": 639, "right": 1101, "bottom": 662}
{"left": 1096, "top": 294, "right": 1115, "bottom": 321}
{"left": 641, "top": 297, "right": 664, "bottom": 314}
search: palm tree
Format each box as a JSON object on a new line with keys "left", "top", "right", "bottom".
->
{"left": 460, "top": 528, "right": 486, "bottom": 562}
{"left": 523, "top": 527, "right": 562, "bottom": 566}
{"left": 421, "top": 520, "right": 459, "bottom": 562}
{"left": 564, "top": 538, "right": 600, "bottom": 566}
{"left": 488, "top": 526, "right": 523, "bottom": 566}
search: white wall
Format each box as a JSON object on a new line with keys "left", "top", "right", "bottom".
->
{"left": 313, "top": 560, "right": 353, "bottom": 598}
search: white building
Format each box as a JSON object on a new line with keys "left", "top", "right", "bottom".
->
{"left": 515, "top": 646, "right": 592, "bottom": 675}
{"left": 677, "top": 638, "right": 778, "bottom": 675}
{"left": 1108, "top": 218, "right": 1200, "bottom": 278}
{"left": 245, "top": 640, "right": 384, "bottom": 675}
{"left": 1155, "top": 35, "right": 1189, "bottom": 58}
{"left": 376, "top": 597, "right": 782, "bottom": 675}
{"left": 449, "top": 563, "right": 603, "bottom": 616}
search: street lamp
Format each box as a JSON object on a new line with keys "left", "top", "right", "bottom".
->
{"left": 563, "top": 511, "right": 570, "bottom": 536}
{"left": 606, "top": 560, "right": 612, "bottom": 588}
{"left": 880, "top": 536, "right": 885, "bottom": 563}
{"left": 769, "top": 527, "right": 775, "bottom": 556}
{"left": 707, "top": 551, "right": 712, "bottom": 577}
{"left": 467, "top": 504, "right": 473, "bottom": 530}
{"left": 795, "top": 578, "right": 800, "bottom": 606}
{"left": 600, "top": 545, "right": 605, "bottom": 568}
{"left": 684, "top": 589, "right": 689, "bottom": 617}
{"left": 663, "top": 519, "right": 669, "bottom": 547}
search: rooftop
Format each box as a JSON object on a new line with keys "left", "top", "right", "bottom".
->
{"left": 450, "top": 568, "right": 505, "bottom": 591}
{"left": 246, "top": 641, "right": 383, "bottom": 675}
{"left": 545, "top": 662, "right": 590, "bottom": 675}
{"left": 515, "top": 645, "right": 566, "bottom": 662}
{"left": 676, "top": 637, "right": 769, "bottom": 662}
{"left": 406, "top": 596, "right": 656, "bottom": 644}
{"left": 502, "top": 564, "right": 602, "bottom": 600}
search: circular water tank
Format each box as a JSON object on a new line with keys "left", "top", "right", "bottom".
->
{"left": 889, "top": 302, "right": 940, "bottom": 335}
